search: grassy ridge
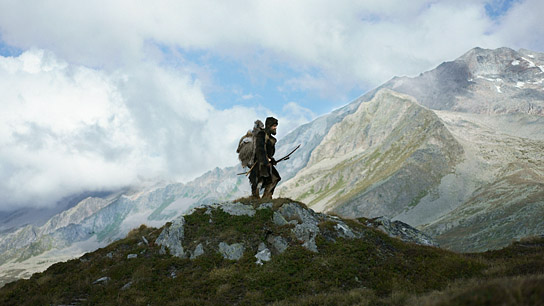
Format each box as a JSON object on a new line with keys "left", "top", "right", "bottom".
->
{"left": 0, "top": 199, "right": 542, "bottom": 305}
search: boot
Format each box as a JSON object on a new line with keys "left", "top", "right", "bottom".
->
{"left": 251, "top": 184, "right": 260, "bottom": 199}
{"left": 262, "top": 185, "right": 274, "bottom": 199}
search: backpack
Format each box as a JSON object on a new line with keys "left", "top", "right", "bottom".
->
{"left": 237, "top": 120, "right": 264, "bottom": 168}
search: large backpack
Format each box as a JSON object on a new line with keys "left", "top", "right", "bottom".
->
{"left": 237, "top": 120, "right": 264, "bottom": 168}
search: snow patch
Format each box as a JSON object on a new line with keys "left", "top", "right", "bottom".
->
{"left": 495, "top": 86, "right": 502, "bottom": 93}
{"left": 516, "top": 82, "right": 525, "bottom": 88}
{"left": 511, "top": 60, "right": 520, "bottom": 66}
{"left": 521, "top": 57, "right": 536, "bottom": 68}
{"left": 476, "top": 76, "right": 502, "bottom": 83}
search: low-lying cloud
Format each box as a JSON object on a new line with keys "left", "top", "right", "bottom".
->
{"left": 1, "top": 0, "right": 543, "bottom": 210}
{"left": 0, "top": 50, "right": 314, "bottom": 210}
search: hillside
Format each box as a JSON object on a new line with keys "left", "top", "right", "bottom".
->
{"left": 0, "top": 198, "right": 542, "bottom": 305}
{"left": 278, "top": 89, "right": 463, "bottom": 218}
{"left": 278, "top": 47, "right": 544, "bottom": 252}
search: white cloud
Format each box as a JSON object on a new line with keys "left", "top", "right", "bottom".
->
{"left": 241, "top": 94, "right": 256, "bottom": 100}
{"left": 0, "top": 0, "right": 543, "bottom": 210}
{"left": 492, "top": 0, "right": 544, "bottom": 51}
{"left": 278, "top": 102, "right": 316, "bottom": 137}
{"left": 0, "top": 50, "right": 266, "bottom": 210}
{"left": 0, "top": 0, "right": 531, "bottom": 92}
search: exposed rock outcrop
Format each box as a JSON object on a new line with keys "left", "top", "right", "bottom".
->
{"left": 155, "top": 199, "right": 435, "bottom": 263}
{"left": 366, "top": 217, "right": 438, "bottom": 247}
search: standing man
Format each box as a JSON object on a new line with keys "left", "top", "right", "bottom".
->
{"left": 249, "top": 117, "right": 281, "bottom": 199}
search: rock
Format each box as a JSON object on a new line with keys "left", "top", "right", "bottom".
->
{"left": 255, "top": 243, "right": 271, "bottom": 265}
{"left": 334, "top": 221, "right": 357, "bottom": 239}
{"left": 220, "top": 202, "right": 256, "bottom": 217}
{"left": 121, "top": 281, "right": 132, "bottom": 290}
{"left": 273, "top": 212, "right": 289, "bottom": 226}
{"left": 293, "top": 223, "right": 320, "bottom": 252}
{"left": 279, "top": 203, "right": 322, "bottom": 252}
{"left": 127, "top": 254, "right": 137, "bottom": 259}
{"left": 93, "top": 277, "right": 111, "bottom": 285}
{"left": 155, "top": 216, "right": 187, "bottom": 258}
{"left": 218, "top": 242, "right": 245, "bottom": 260}
{"left": 190, "top": 243, "right": 205, "bottom": 259}
{"left": 370, "top": 217, "right": 438, "bottom": 247}
{"left": 258, "top": 202, "right": 273, "bottom": 210}
{"left": 168, "top": 266, "right": 177, "bottom": 279}
{"left": 141, "top": 236, "right": 149, "bottom": 245}
{"left": 268, "top": 235, "right": 289, "bottom": 254}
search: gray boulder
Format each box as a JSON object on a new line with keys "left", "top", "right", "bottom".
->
{"left": 268, "top": 235, "right": 288, "bottom": 254}
{"left": 155, "top": 216, "right": 187, "bottom": 258}
{"left": 255, "top": 243, "right": 272, "bottom": 265}
{"left": 279, "top": 203, "right": 322, "bottom": 252}
{"left": 220, "top": 202, "right": 256, "bottom": 217}
{"left": 369, "top": 217, "right": 438, "bottom": 247}
{"left": 190, "top": 243, "right": 205, "bottom": 259}
{"left": 218, "top": 242, "right": 245, "bottom": 260}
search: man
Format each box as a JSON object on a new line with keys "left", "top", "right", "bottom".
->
{"left": 249, "top": 117, "right": 281, "bottom": 199}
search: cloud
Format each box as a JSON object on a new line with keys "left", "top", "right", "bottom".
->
{"left": 278, "top": 102, "right": 317, "bottom": 137}
{"left": 2, "top": 0, "right": 538, "bottom": 94}
{"left": 0, "top": 49, "right": 266, "bottom": 210}
{"left": 491, "top": 0, "right": 544, "bottom": 51}
{"left": 0, "top": 0, "right": 543, "bottom": 210}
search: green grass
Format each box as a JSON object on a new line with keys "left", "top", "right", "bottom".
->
{"left": 1, "top": 200, "right": 543, "bottom": 305}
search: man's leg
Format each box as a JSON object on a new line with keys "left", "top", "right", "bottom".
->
{"left": 262, "top": 166, "right": 281, "bottom": 199}
{"left": 249, "top": 166, "right": 260, "bottom": 199}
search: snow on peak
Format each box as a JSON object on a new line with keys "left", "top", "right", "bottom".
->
{"left": 521, "top": 57, "right": 536, "bottom": 68}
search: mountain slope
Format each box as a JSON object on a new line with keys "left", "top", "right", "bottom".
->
{"left": 278, "top": 47, "right": 544, "bottom": 252}
{"left": 417, "top": 111, "right": 544, "bottom": 252}
{"left": 278, "top": 89, "right": 463, "bottom": 219}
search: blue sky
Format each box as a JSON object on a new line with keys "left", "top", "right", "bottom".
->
{"left": 1, "top": 0, "right": 543, "bottom": 210}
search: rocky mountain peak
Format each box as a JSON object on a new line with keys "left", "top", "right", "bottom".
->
{"left": 387, "top": 47, "right": 544, "bottom": 115}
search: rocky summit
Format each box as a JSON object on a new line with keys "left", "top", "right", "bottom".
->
{"left": 155, "top": 199, "right": 437, "bottom": 262}
{"left": 1, "top": 198, "right": 543, "bottom": 305}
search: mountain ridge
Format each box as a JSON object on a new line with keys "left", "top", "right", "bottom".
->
{"left": 1, "top": 198, "right": 543, "bottom": 305}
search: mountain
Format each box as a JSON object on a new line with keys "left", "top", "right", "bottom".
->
{"left": 385, "top": 47, "right": 544, "bottom": 115}
{"left": 1, "top": 198, "right": 543, "bottom": 305}
{"left": 278, "top": 89, "right": 463, "bottom": 218}
{"left": 278, "top": 47, "right": 544, "bottom": 252}
{"left": 0, "top": 190, "right": 117, "bottom": 234}
{"left": 1, "top": 46, "right": 543, "bottom": 286}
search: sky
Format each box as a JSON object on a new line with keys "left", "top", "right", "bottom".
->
{"left": 1, "top": 0, "right": 543, "bottom": 211}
